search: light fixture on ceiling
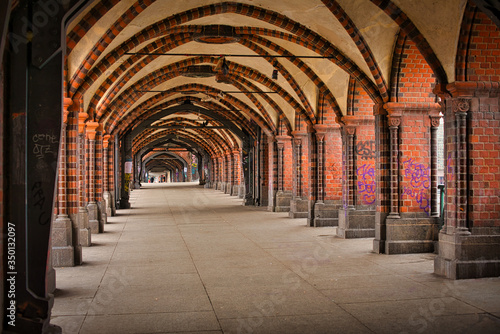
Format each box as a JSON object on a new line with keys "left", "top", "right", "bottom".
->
{"left": 272, "top": 60, "right": 278, "bottom": 80}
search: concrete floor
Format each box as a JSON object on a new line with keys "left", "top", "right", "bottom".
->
{"left": 51, "top": 182, "right": 500, "bottom": 334}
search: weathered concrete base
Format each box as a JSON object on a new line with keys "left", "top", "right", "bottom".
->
{"left": 78, "top": 207, "right": 91, "bottom": 247}
{"left": 98, "top": 200, "right": 107, "bottom": 232}
{"left": 434, "top": 227, "right": 500, "bottom": 279}
{"left": 238, "top": 185, "right": 245, "bottom": 199}
{"left": 231, "top": 184, "right": 239, "bottom": 196}
{"left": 274, "top": 191, "right": 292, "bottom": 212}
{"left": 289, "top": 198, "right": 309, "bottom": 218}
{"left": 373, "top": 212, "right": 388, "bottom": 253}
{"left": 69, "top": 213, "right": 83, "bottom": 264}
{"left": 309, "top": 201, "right": 341, "bottom": 227}
{"left": 384, "top": 214, "right": 438, "bottom": 254}
{"left": 225, "top": 182, "right": 232, "bottom": 194}
{"left": 134, "top": 180, "right": 141, "bottom": 189}
{"left": 103, "top": 191, "right": 115, "bottom": 217}
{"left": 87, "top": 202, "right": 100, "bottom": 234}
{"left": 52, "top": 215, "right": 74, "bottom": 267}
{"left": 337, "top": 209, "right": 376, "bottom": 238}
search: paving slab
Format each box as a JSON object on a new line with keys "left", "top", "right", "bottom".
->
{"left": 52, "top": 183, "right": 500, "bottom": 333}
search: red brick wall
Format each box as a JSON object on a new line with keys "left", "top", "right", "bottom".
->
{"left": 392, "top": 34, "right": 437, "bottom": 104}
{"left": 468, "top": 96, "right": 500, "bottom": 227}
{"left": 465, "top": 11, "right": 500, "bottom": 82}
{"left": 282, "top": 139, "right": 293, "bottom": 192}
{"left": 355, "top": 120, "right": 376, "bottom": 207}
{"left": 399, "top": 112, "right": 432, "bottom": 215}
{"left": 324, "top": 126, "right": 342, "bottom": 201}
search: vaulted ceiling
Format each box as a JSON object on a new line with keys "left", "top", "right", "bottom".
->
{"left": 66, "top": 0, "right": 467, "bottom": 157}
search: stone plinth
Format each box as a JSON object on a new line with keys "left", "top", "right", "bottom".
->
{"left": 78, "top": 207, "right": 91, "bottom": 247}
{"left": 274, "top": 191, "right": 292, "bottom": 212}
{"left": 289, "top": 198, "right": 309, "bottom": 218}
{"left": 434, "top": 229, "right": 500, "bottom": 279}
{"left": 51, "top": 215, "right": 74, "bottom": 267}
{"left": 384, "top": 214, "right": 438, "bottom": 254}
{"left": 87, "top": 202, "right": 100, "bottom": 234}
{"left": 337, "top": 209, "right": 376, "bottom": 238}
{"left": 309, "top": 201, "right": 341, "bottom": 227}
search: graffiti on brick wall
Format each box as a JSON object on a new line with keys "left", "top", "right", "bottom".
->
{"left": 401, "top": 158, "right": 430, "bottom": 214}
{"left": 356, "top": 164, "right": 376, "bottom": 205}
{"left": 355, "top": 140, "right": 376, "bottom": 160}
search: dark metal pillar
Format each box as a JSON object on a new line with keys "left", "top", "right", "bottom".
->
{"left": 4, "top": 1, "right": 85, "bottom": 332}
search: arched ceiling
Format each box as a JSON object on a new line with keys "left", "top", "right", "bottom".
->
{"left": 66, "top": 0, "right": 466, "bottom": 158}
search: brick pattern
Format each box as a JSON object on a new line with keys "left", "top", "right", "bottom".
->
{"left": 390, "top": 32, "right": 437, "bottom": 104}
{"left": 69, "top": 3, "right": 383, "bottom": 106}
{"left": 66, "top": 0, "right": 121, "bottom": 54}
{"left": 369, "top": 0, "right": 447, "bottom": 85}
{"left": 69, "top": 0, "right": 155, "bottom": 93}
{"left": 462, "top": 7, "right": 500, "bottom": 82}
{"left": 321, "top": 0, "right": 389, "bottom": 102}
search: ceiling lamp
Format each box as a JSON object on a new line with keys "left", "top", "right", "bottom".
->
{"left": 182, "top": 65, "right": 216, "bottom": 78}
{"left": 193, "top": 25, "right": 241, "bottom": 44}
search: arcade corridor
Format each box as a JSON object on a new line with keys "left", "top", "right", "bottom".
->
{"left": 51, "top": 183, "right": 500, "bottom": 334}
{"left": 2, "top": 0, "right": 500, "bottom": 332}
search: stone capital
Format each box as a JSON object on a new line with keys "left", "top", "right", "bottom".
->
{"left": 313, "top": 124, "right": 328, "bottom": 134}
{"left": 275, "top": 135, "right": 292, "bottom": 144}
{"left": 103, "top": 134, "right": 111, "bottom": 148}
{"left": 86, "top": 121, "right": 99, "bottom": 140}
{"left": 388, "top": 115, "right": 401, "bottom": 128}
{"left": 63, "top": 98, "right": 73, "bottom": 124}
{"left": 430, "top": 115, "right": 442, "bottom": 128}
{"left": 78, "top": 112, "right": 88, "bottom": 134}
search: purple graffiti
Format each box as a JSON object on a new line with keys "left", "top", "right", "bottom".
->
{"left": 401, "top": 159, "right": 431, "bottom": 215}
{"left": 401, "top": 186, "right": 430, "bottom": 214}
{"left": 402, "top": 158, "right": 430, "bottom": 189}
{"left": 356, "top": 164, "right": 376, "bottom": 205}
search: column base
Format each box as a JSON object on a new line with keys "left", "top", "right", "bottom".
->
{"left": 308, "top": 201, "right": 341, "bottom": 227}
{"left": 384, "top": 213, "right": 438, "bottom": 254}
{"left": 337, "top": 209, "right": 376, "bottom": 238}
{"left": 434, "top": 228, "right": 500, "bottom": 279}
{"left": 134, "top": 180, "right": 141, "bottom": 189}
{"left": 78, "top": 207, "right": 91, "bottom": 247}
{"left": 98, "top": 200, "right": 107, "bottom": 232}
{"left": 231, "top": 184, "right": 239, "bottom": 196}
{"left": 238, "top": 185, "right": 245, "bottom": 199}
{"left": 289, "top": 198, "right": 309, "bottom": 218}
{"left": 274, "top": 191, "right": 292, "bottom": 212}
{"left": 225, "top": 182, "right": 232, "bottom": 194}
{"left": 103, "top": 191, "right": 114, "bottom": 217}
{"left": 87, "top": 202, "right": 100, "bottom": 234}
{"left": 51, "top": 215, "right": 75, "bottom": 267}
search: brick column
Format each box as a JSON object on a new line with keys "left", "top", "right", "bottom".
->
{"left": 52, "top": 98, "right": 81, "bottom": 266}
{"left": 430, "top": 115, "right": 441, "bottom": 217}
{"left": 289, "top": 131, "right": 308, "bottom": 218}
{"left": 102, "top": 134, "right": 114, "bottom": 217}
{"left": 345, "top": 125, "right": 356, "bottom": 209}
{"left": 274, "top": 135, "right": 292, "bottom": 212}
{"left": 225, "top": 152, "right": 232, "bottom": 194}
{"left": 435, "top": 82, "right": 500, "bottom": 279}
{"left": 77, "top": 112, "right": 91, "bottom": 246}
{"left": 86, "top": 121, "right": 100, "bottom": 234}
{"left": 313, "top": 126, "right": 327, "bottom": 203}
{"left": 388, "top": 114, "right": 401, "bottom": 218}
{"left": 231, "top": 150, "right": 240, "bottom": 196}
